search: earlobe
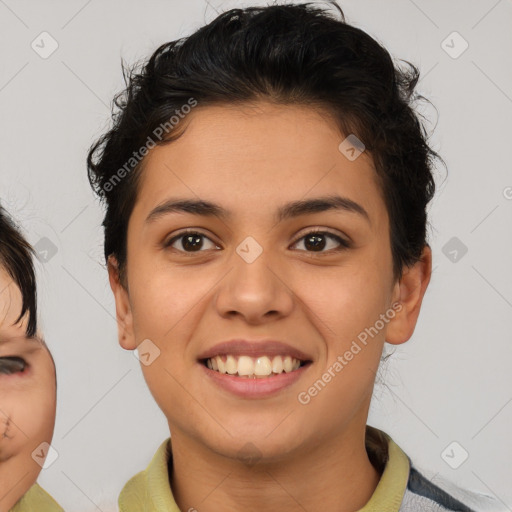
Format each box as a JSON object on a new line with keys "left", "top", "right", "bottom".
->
{"left": 385, "top": 245, "right": 432, "bottom": 345}
{"left": 107, "top": 255, "right": 136, "bottom": 351}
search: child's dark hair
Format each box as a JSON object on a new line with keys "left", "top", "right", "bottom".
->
{"left": 87, "top": 1, "right": 443, "bottom": 285}
{"left": 0, "top": 205, "right": 37, "bottom": 337}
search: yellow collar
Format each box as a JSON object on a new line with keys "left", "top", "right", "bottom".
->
{"left": 9, "top": 483, "right": 63, "bottom": 512}
{"left": 119, "top": 426, "right": 410, "bottom": 512}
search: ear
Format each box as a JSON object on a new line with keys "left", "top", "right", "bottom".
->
{"left": 385, "top": 244, "right": 432, "bottom": 345}
{"left": 107, "top": 255, "right": 136, "bottom": 350}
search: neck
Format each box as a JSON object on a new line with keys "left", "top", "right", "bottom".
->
{"left": 169, "top": 422, "right": 381, "bottom": 512}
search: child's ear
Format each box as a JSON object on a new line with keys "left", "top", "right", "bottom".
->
{"left": 385, "top": 244, "right": 432, "bottom": 345}
{"left": 107, "top": 255, "right": 136, "bottom": 351}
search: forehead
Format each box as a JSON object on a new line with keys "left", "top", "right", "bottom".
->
{"left": 133, "top": 102, "right": 386, "bottom": 228}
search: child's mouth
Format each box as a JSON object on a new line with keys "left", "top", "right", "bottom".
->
{"left": 201, "top": 354, "right": 310, "bottom": 379}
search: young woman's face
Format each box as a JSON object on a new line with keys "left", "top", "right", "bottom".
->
{"left": 111, "top": 102, "right": 428, "bottom": 462}
{"left": 0, "top": 269, "right": 56, "bottom": 510}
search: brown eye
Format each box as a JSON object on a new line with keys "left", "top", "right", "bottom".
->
{"left": 165, "top": 230, "right": 219, "bottom": 253}
{"left": 0, "top": 356, "right": 27, "bottom": 375}
{"left": 292, "top": 230, "right": 351, "bottom": 253}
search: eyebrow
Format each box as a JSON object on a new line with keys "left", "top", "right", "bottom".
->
{"left": 145, "top": 195, "right": 371, "bottom": 226}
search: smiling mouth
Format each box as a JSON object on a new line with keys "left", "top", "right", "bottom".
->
{"left": 201, "top": 354, "right": 311, "bottom": 379}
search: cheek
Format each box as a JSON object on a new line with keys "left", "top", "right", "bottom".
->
{"left": 26, "top": 387, "right": 56, "bottom": 442}
{"left": 0, "top": 389, "right": 54, "bottom": 463}
{"left": 300, "top": 262, "right": 391, "bottom": 345}
{"left": 129, "top": 264, "right": 215, "bottom": 341}
{"left": 0, "top": 350, "right": 56, "bottom": 460}
{"left": 292, "top": 267, "right": 390, "bottom": 424}
{"left": 20, "top": 382, "right": 56, "bottom": 435}
{"left": 130, "top": 271, "right": 203, "bottom": 402}
{"left": 28, "top": 358, "right": 57, "bottom": 442}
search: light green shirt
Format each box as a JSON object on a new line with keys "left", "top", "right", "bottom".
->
{"left": 10, "top": 483, "right": 63, "bottom": 512}
{"left": 119, "top": 426, "right": 410, "bottom": 512}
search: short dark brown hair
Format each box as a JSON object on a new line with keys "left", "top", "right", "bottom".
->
{"left": 0, "top": 205, "right": 37, "bottom": 337}
{"left": 87, "top": 1, "right": 444, "bottom": 284}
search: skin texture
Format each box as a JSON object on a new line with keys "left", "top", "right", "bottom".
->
{"left": 0, "top": 269, "right": 56, "bottom": 512}
{"left": 109, "top": 102, "right": 432, "bottom": 512}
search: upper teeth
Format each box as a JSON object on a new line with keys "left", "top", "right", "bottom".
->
{"left": 206, "top": 355, "right": 301, "bottom": 377}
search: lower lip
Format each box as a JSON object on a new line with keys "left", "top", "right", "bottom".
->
{"left": 199, "top": 361, "right": 311, "bottom": 398}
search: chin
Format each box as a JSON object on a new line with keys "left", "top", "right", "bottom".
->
{"left": 206, "top": 429, "right": 303, "bottom": 466}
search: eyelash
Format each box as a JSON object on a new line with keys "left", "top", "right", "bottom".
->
{"left": 0, "top": 356, "right": 27, "bottom": 375}
{"left": 164, "top": 228, "right": 351, "bottom": 255}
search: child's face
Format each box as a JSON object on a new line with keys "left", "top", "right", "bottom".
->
{"left": 0, "top": 269, "right": 56, "bottom": 511}
{"left": 110, "top": 102, "right": 429, "bottom": 461}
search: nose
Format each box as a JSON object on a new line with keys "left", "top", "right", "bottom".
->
{"left": 213, "top": 243, "right": 295, "bottom": 325}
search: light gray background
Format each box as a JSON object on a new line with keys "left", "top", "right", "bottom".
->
{"left": 1, "top": 0, "right": 511, "bottom": 510}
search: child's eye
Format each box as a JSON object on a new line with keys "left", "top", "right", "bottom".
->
{"left": 0, "top": 356, "right": 27, "bottom": 375}
{"left": 164, "top": 229, "right": 350, "bottom": 254}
